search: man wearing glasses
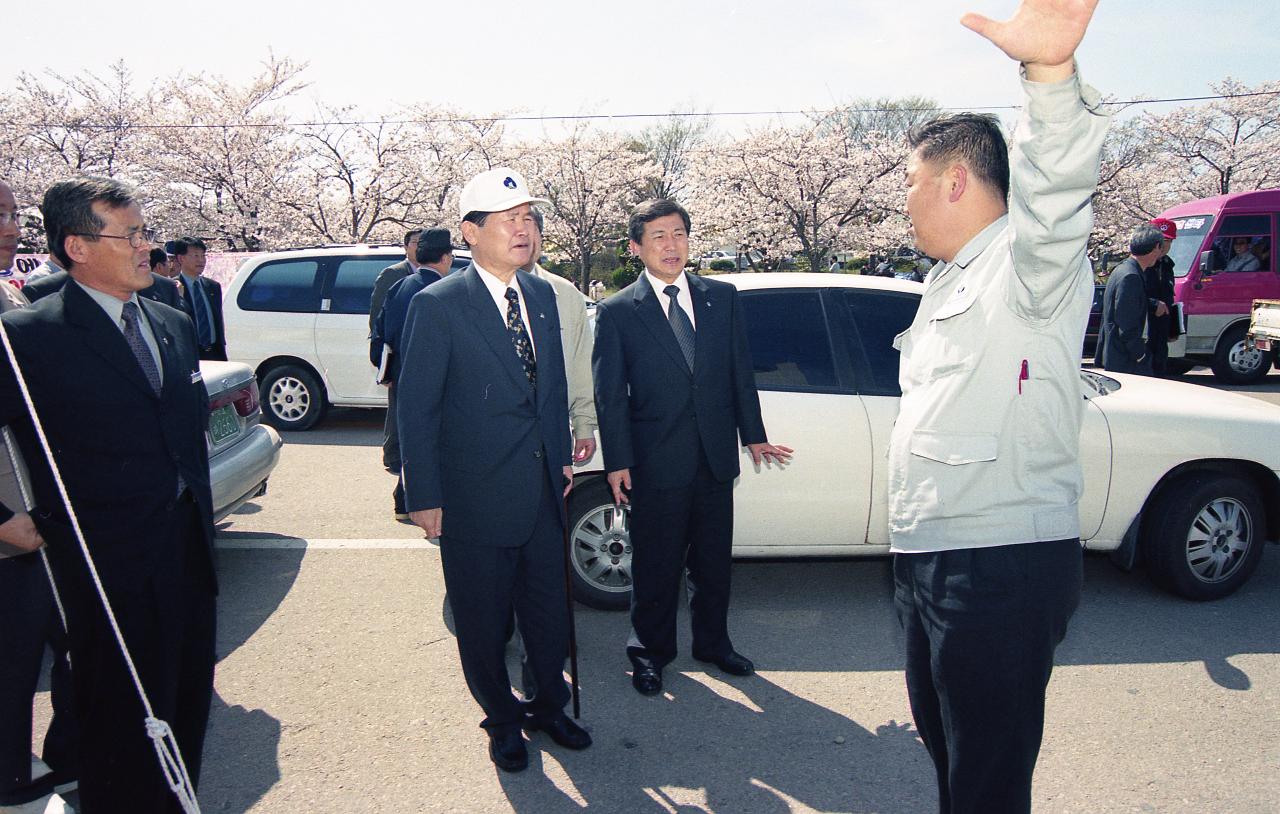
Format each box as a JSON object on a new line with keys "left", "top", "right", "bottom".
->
{"left": 0, "top": 176, "right": 218, "bottom": 813}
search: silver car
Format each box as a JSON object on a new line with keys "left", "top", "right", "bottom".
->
{"left": 201, "top": 361, "right": 283, "bottom": 522}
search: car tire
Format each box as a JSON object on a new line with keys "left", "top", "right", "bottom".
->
{"left": 259, "top": 364, "right": 327, "bottom": 431}
{"left": 1210, "top": 324, "right": 1269, "bottom": 384}
{"left": 566, "top": 479, "right": 633, "bottom": 611}
{"left": 1141, "top": 474, "right": 1266, "bottom": 601}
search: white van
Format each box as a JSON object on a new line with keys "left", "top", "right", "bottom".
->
{"left": 223, "top": 245, "right": 469, "bottom": 430}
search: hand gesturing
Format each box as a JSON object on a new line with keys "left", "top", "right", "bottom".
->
{"left": 961, "top": 0, "right": 1099, "bottom": 71}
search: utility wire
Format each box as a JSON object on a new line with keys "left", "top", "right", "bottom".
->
{"left": 3, "top": 90, "right": 1277, "bottom": 130}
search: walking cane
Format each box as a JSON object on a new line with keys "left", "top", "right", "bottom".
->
{"left": 561, "top": 495, "right": 582, "bottom": 719}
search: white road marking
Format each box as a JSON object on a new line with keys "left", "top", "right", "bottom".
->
{"left": 216, "top": 537, "right": 439, "bottom": 550}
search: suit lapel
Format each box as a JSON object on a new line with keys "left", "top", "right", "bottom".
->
{"left": 61, "top": 282, "right": 159, "bottom": 400}
{"left": 139, "top": 298, "right": 184, "bottom": 397}
{"left": 632, "top": 275, "right": 694, "bottom": 378}
{"left": 686, "top": 273, "right": 715, "bottom": 377}
{"left": 462, "top": 266, "right": 536, "bottom": 397}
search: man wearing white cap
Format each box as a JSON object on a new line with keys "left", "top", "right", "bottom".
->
{"left": 396, "top": 167, "right": 590, "bottom": 772}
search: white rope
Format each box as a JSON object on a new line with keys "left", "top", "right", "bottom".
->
{"left": 0, "top": 319, "right": 202, "bottom": 814}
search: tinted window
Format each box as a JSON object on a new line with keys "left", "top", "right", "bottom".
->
{"left": 330, "top": 258, "right": 390, "bottom": 314}
{"left": 841, "top": 289, "right": 920, "bottom": 396}
{"left": 237, "top": 260, "right": 322, "bottom": 313}
{"left": 739, "top": 290, "right": 837, "bottom": 391}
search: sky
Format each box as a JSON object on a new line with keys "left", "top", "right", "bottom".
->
{"left": 4, "top": 0, "right": 1277, "bottom": 137}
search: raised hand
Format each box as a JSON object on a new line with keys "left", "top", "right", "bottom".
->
{"left": 961, "top": 0, "right": 1099, "bottom": 74}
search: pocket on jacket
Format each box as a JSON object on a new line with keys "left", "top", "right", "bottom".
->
{"left": 908, "top": 431, "right": 998, "bottom": 466}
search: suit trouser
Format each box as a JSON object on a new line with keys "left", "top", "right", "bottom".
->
{"left": 627, "top": 448, "right": 735, "bottom": 669}
{"left": 893, "top": 539, "right": 1082, "bottom": 814}
{"left": 439, "top": 471, "right": 570, "bottom": 731}
{"left": 0, "top": 553, "right": 77, "bottom": 793}
{"left": 51, "top": 500, "right": 217, "bottom": 814}
{"left": 1147, "top": 314, "right": 1170, "bottom": 376}
{"left": 383, "top": 383, "right": 405, "bottom": 512}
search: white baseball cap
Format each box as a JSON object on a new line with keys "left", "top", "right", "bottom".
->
{"left": 458, "top": 167, "right": 549, "bottom": 219}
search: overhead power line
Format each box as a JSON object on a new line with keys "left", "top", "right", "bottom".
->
{"left": 2, "top": 90, "right": 1277, "bottom": 131}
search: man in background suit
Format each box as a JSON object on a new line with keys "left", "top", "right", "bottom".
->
{"left": 151, "top": 247, "right": 176, "bottom": 280}
{"left": 592, "top": 199, "right": 791, "bottom": 697}
{"left": 0, "top": 179, "right": 78, "bottom": 808}
{"left": 397, "top": 168, "right": 590, "bottom": 772}
{"left": 0, "top": 176, "right": 218, "bottom": 812}
{"left": 1098, "top": 223, "right": 1163, "bottom": 375}
{"left": 369, "top": 228, "right": 453, "bottom": 520}
{"left": 171, "top": 237, "right": 226, "bottom": 361}
{"left": 369, "top": 228, "right": 422, "bottom": 488}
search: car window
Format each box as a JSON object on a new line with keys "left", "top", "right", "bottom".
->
{"left": 237, "top": 260, "right": 322, "bottom": 313}
{"left": 330, "top": 258, "right": 392, "bottom": 315}
{"left": 1209, "top": 214, "right": 1271, "bottom": 273}
{"left": 840, "top": 288, "right": 920, "bottom": 397}
{"left": 739, "top": 289, "right": 838, "bottom": 391}
{"left": 451, "top": 256, "right": 470, "bottom": 273}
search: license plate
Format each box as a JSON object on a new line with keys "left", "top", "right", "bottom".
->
{"left": 1255, "top": 338, "right": 1271, "bottom": 351}
{"left": 209, "top": 404, "right": 239, "bottom": 444}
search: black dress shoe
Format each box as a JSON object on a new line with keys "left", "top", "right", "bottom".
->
{"left": 696, "top": 650, "right": 755, "bottom": 676}
{"left": 487, "top": 727, "right": 528, "bottom": 772}
{"left": 0, "top": 772, "right": 57, "bottom": 805}
{"left": 523, "top": 712, "right": 592, "bottom": 750}
{"left": 632, "top": 665, "right": 663, "bottom": 696}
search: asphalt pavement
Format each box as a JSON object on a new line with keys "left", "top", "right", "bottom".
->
{"left": 21, "top": 367, "right": 1280, "bottom": 813}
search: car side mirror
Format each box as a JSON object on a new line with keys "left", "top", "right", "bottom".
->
{"left": 1198, "top": 250, "right": 1214, "bottom": 276}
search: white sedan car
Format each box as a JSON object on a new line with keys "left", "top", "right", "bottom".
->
{"left": 567, "top": 273, "right": 1280, "bottom": 608}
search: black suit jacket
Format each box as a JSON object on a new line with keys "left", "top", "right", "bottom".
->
{"left": 0, "top": 282, "right": 216, "bottom": 593}
{"left": 396, "top": 265, "right": 571, "bottom": 545}
{"left": 369, "top": 260, "right": 414, "bottom": 334}
{"left": 24, "top": 269, "right": 182, "bottom": 310}
{"left": 592, "top": 272, "right": 767, "bottom": 490}
{"left": 1097, "top": 258, "right": 1151, "bottom": 374}
{"left": 369, "top": 267, "right": 442, "bottom": 380}
{"left": 177, "top": 274, "right": 227, "bottom": 360}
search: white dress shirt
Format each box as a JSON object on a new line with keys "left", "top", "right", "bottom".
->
{"left": 475, "top": 262, "right": 536, "bottom": 357}
{"left": 643, "top": 269, "right": 696, "bottom": 329}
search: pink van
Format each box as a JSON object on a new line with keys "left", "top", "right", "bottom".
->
{"left": 1159, "top": 189, "right": 1279, "bottom": 383}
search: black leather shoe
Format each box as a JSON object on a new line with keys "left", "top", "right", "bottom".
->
{"left": 487, "top": 727, "right": 528, "bottom": 772}
{"left": 523, "top": 713, "right": 592, "bottom": 750}
{"left": 632, "top": 665, "right": 663, "bottom": 696}
{"left": 696, "top": 650, "right": 755, "bottom": 676}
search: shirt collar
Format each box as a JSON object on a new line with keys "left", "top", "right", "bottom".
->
{"left": 71, "top": 278, "right": 140, "bottom": 327}
{"left": 644, "top": 268, "right": 689, "bottom": 301}
{"left": 952, "top": 215, "right": 1009, "bottom": 269}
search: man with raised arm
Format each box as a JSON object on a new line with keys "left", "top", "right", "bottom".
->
{"left": 889, "top": 2, "right": 1109, "bottom": 812}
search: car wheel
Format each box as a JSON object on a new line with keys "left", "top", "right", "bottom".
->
{"left": 1142, "top": 474, "right": 1266, "bottom": 601}
{"left": 259, "top": 364, "right": 327, "bottom": 431}
{"left": 1210, "top": 324, "right": 1269, "bottom": 384}
{"left": 566, "top": 479, "right": 633, "bottom": 610}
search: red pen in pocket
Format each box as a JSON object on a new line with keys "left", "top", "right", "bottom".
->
{"left": 1018, "top": 359, "right": 1029, "bottom": 394}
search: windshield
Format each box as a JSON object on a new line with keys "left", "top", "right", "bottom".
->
{"left": 1167, "top": 214, "right": 1215, "bottom": 278}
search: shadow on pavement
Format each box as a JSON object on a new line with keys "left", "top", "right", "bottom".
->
{"left": 199, "top": 547, "right": 304, "bottom": 813}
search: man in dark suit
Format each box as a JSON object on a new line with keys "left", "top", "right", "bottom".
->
{"left": 397, "top": 168, "right": 590, "bottom": 772}
{"left": 0, "top": 176, "right": 218, "bottom": 813}
{"left": 23, "top": 265, "right": 182, "bottom": 310}
{"left": 369, "top": 228, "right": 453, "bottom": 519}
{"left": 369, "top": 229, "right": 422, "bottom": 490}
{"left": 171, "top": 236, "right": 226, "bottom": 361}
{"left": 1144, "top": 218, "right": 1178, "bottom": 376}
{"left": 592, "top": 199, "right": 791, "bottom": 697}
{"left": 1098, "top": 223, "right": 1163, "bottom": 375}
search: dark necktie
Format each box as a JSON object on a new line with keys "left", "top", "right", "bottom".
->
{"left": 504, "top": 287, "right": 537, "bottom": 387}
{"left": 121, "top": 301, "right": 161, "bottom": 396}
{"left": 664, "top": 284, "right": 696, "bottom": 371}
{"left": 188, "top": 278, "right": 213, "bottom": 347}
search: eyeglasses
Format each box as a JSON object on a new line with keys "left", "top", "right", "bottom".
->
{"left": 0, "top": 212, "right": 19, "bottom": 227}
{"left": 70, "top": 227, "right": 158, "bottom": 249}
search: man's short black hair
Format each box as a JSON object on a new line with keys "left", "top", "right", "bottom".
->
{"left": 907, "top": 113, "right": 1010, "bottom": 203}
{"left": 459, "top": 212, "right": 489, "bottom": 249}
{"left": 40, "top": 176, "right": 139, "bottom": 270}
{"left": 628, "top": 199, "right": 691, "bottom": 244}
{"left": 149, "top": 248, "right": 168, "bottom": 269}
{"left": 168, "top": 236, "right": 207, "bottom": 256}
{"left": 1129, "top": 223, "right": 1164, "bottom": 256}
{"left": 403, "top": 229, "right": 422, "bottom": 247}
